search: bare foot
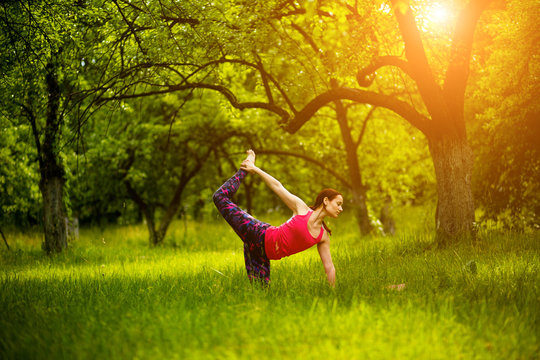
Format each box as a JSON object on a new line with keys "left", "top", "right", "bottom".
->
{"left": 386, "top": 283, "right": 406, "bottom": 291}
{"left": 246, "top": 149, "right": 256, "bottom": 164}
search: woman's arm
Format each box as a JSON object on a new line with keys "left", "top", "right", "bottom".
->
{"left": 317, "top": 233, "right": 336, "bottom": 287}
{"left": 241, "top": 159, "right": 309, "bottom": 215}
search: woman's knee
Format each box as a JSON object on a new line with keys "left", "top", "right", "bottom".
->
{"left": 212, "top": 189, "right": 224, "bottom": 206}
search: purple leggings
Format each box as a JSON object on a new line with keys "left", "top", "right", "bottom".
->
{"left": 213, "top": 170, "right": 271, "bottom": 284}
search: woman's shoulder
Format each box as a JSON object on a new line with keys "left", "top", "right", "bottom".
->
{"left": 294, "top": 203, "right": 312, "bottom": 216}
{"left": 318, "top": 229, "right": 330, "bottom": 243}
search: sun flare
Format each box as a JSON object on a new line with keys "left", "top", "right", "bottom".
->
{"left": 414, "top": 1, "right": 455, "bottom": 33}
{"left": 427, "top": 3, "right": 452, "bottom": 25}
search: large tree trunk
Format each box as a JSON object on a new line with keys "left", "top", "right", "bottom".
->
{"left": 40, "top": 176, "right": 68, "bottom": 253}
{"left": 40, "top": 62, "right": 68, "bottom": 254}
{"left": 429, "top": 135, "right": 475, "bottom": 243}
{"left": 142, "top": 208, "right": 159, "bottom": 245}
{"left": 149, "top": 225, "right": 165, "bottom": 246}
{"left": 140, "top": 207, "right": 165, "bottom": 246}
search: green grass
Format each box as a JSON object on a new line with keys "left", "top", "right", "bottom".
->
{"left": 1, "top": 213, "right": 539, "bottom": 359}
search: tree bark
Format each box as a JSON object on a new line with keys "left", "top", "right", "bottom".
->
{"left": 40, "top": 62, "right": 68, "bottom": 254}
{"left": 40, "top": 176, "right": 68, "bottom": 253}
{"left": 155, "top": 180, "right": 189, "bottom": 246}
{"left": 390, "top": 0, "right": 488, "bottom": 243}
{"left": 334, "top": 98, "right": 372, "bottom": 235}
{"left": 125, "top": 172, "right": 193, "bottom": 246}
{"left": 150, "top": 223, "right": 164, "bottom": 246}
{"left": 1, "top": 227, "right": 10, "bottom": 251}
{"left": 429, "top": 134, "right": 475, "bottom": 243}
{"left": 124, "top": 179, "right": 161, "bottom": 246}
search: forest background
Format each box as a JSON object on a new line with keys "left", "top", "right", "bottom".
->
{"left": 0, "top": 1, "right": 539, "bottom": 359}
{"left": 0, "top": 0, "right": 538, "bottom": 249}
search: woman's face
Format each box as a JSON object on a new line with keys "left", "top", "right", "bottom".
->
{"left": 325, "top": 195, "right": 344, "bottom": 218}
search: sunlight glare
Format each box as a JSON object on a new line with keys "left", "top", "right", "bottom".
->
{"left": 428, "top": 3, "right": 451, "bottom": 25}
{"left": 417, "top": 1, "right": 455, "bottom": 33}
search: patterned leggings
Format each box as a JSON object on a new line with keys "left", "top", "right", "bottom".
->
{"left": 213, "top": 170, "right": 271, "bottom": 284}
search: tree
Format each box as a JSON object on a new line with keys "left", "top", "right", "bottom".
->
{"left": 469, "top": 0, "right": 540, "bottom": 230}
{"left": 89, "top": 0, "right": 503, "bottom": 242}
{"left": 266, "top": 0, "right": 495, "bottom": 241}
{"left": 85, "top": 0, "right": 379, "bottom": 235}
{"left": 84, "top": 91, "right": 246, "bottom": 245}
{"left": 0, "top": 0, "right": 83, "bottom": 252}
{"left": 270, "top": 0, "right": 495, "bottom": 242}
{"left": 0, "top": 117, "right": 41, "bottom": 227}
{"left": 0, "top": 0, "right": 162, "bottom": 250}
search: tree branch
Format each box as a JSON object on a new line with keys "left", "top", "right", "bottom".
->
{"left": 390, "top": 0, "right": 447, "bottom": 121}
{"left": 256, "top": 55, "right": 274, "bottom": 104}
{"left": 290, "top": 22, "right": 321, "bottom": 55}
{"left": 285, "top": 87, "right": 432, "bottom": 136}
{"left": 113, "top": 0, "right": 147, "bottom": 56}
{"left": 443, "top": 0, "right": 493, "bottom": 123}
{"left": 182, "top": 57, "right": 297, "bottom": 113}
{"left": 254, "top": 149, "right": 352, "bottom": 190}
{"left": 18, "top": 102, "right": 43, "bottom": 169}
{"left": 355, "top": 106, "right": 377, "bottom": 149}
{"left": 161, "top": 15, "right": 200, "bottom": 28}
{"left": 356, "top": 56, "right": 413, "bottom": 87}
{"left": 97, "top": 82, "right": 291, "bottom": 122}
{"left": 274, "top": 8, "right": 335, "bottom": 20}
{"left": 124, "top": 179, "right": 150, "bottom": 219}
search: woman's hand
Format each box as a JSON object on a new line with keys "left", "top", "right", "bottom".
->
{"left": 241, "top": 149, "right": 309, "bottom": 215}
{"left": 240, "top": 149, "right": 258, "bottom": 173}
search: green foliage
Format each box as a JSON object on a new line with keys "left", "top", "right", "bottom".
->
{"left": 469, "top": 0, "right": 540, "bottom": 230}
{"left": 67, "top": 88, "right": 258, "bottom": 230}
{"left": 0, "top": 0, "right": 119, "bottom": 227}
{"left": 260, "top": 102, "right": 434, "bottom": 217}
{"left": 1, "top": 218, "right": 538, "bottom": 359}
{"left": 0, "top": 120, "right": 40, "bottom": 225}
{"left": 0, "top": 0, "right": 536, "bottom": 241}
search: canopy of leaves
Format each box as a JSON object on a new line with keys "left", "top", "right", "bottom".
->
{"left": 469, "top": 0, "right": 540, "bottom": 229}
{"left": 1, "top": 0, "right": 537, "bottom": 235}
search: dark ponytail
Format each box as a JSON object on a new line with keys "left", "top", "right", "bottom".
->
{"left": 310, "top": 188, "right": 342, "bottom": 236}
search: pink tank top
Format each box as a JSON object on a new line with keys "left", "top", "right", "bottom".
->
{"left": 264, "top": 211, "right": 324, "bottom": 260}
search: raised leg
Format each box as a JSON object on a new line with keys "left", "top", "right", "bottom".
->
{"left": 213, "top": 152, "right": 271, "bottom": 283}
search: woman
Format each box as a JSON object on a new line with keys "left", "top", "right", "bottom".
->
{"left": 213, "top": 150, "right": 343, "bottom": 286}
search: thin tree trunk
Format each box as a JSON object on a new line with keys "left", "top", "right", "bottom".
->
{"left": 334, "top": 98, "right": 373, "bottom": 235}
{"left": 429, "top": 135, "right": 475, "bottom": 243}
{"left": 148, "top": 220, "right": 162, "bottom": 246}
{"left": 124, "top": 180, "right": 161, "bottom": 246}
{"left": 0, "top": 227, "right": 10, "bottom": 251}
{"left": 380, "top": 195, "right": 396, "bottom": 236}
{"left": 155, "top": 181, "right": 190, "bottom": 246}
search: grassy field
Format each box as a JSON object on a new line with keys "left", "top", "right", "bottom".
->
{"left": 1, "top": 211, "right": 539, "bottom": 359}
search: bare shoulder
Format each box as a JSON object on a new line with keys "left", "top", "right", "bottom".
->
{"left": 318, "top": 230, "right": 331, "bottom": 244}
{"left": 294, "top": 200, "right": 311, "bottom": 216}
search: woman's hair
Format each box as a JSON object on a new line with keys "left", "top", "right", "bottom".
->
{"left": 310, "top": 188, "right": 342, "bottom": 235}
